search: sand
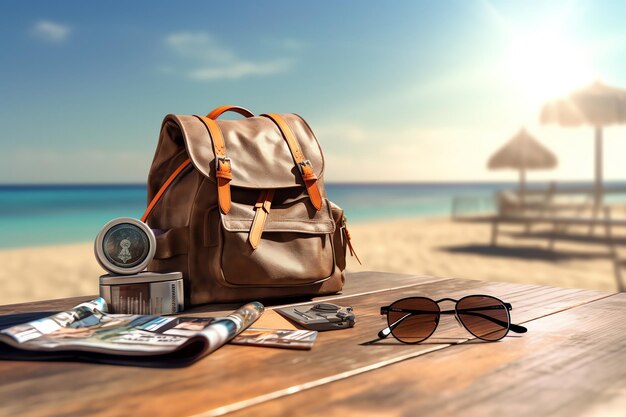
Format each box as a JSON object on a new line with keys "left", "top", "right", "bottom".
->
{"left": 347, "top": 217, "right": 620, "bottom": 291}
{"left": 0, "top": 217, "right": 621, "bottom": 305}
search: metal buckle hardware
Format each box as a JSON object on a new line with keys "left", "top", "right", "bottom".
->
{"left": 216, "top": 156, "right": 231, "bottom": 172}
{"left": 298, "top": 159, "right": 313, "bottom": 174}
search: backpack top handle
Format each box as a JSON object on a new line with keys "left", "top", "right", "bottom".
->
{"left": 207, "top": 105, "right": 254, "bottom": 120}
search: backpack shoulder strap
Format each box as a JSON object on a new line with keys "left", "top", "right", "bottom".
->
{"left": 141, "top": 158, "right": 192, "bottom": 222}
{"left": 262, "top": 113, "right": 323, "bottom": 211}
{"left": 142, "top": 111, "right": 237, "bottom": 223}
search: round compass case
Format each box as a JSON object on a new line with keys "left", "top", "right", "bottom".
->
{"left": 94, "top": 217, "right": 156, "bottom": 275}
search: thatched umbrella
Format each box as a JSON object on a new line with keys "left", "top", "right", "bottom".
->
{"left": 488, "top": 128, "right": 557, "bottom": 202}
{"left": 541, "top": 81, "right": 626, "bottom": 205}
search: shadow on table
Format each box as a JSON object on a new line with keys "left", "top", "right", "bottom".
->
{"left": 361, "top": 337, "right": 469, "bottom": 346}
{"left": 185, "top": 295, "right": 323, "bottom": 315}
{"left": 0, "top": 312, "right": 58, "bottom": 331}
{"left": 438, "top": 244, "right": 607, "bottom": 262}
{"left": 360, "top": 335, "right": 524, "bottom": 346}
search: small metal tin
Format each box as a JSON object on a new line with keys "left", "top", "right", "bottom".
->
{"left": 94, "top": 217, "right": 156, "bottom": 275}
{"left": 99, "top": 271, "right": 184, "bottom": 315}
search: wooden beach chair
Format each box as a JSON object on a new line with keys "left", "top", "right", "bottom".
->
{"left": 485, "top": 207, "right": 626, "bottom": 292}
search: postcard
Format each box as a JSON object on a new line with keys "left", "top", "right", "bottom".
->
{"left": 230, "top": 328, "right": 317, "bottom": 350}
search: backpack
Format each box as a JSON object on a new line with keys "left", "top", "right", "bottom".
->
{"left": 141, "top": 105, "right": 359, "bottom": 305}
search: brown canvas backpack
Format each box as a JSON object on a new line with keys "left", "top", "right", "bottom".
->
{"left": 141, "top": 105, "right": 359, "bottom": 305}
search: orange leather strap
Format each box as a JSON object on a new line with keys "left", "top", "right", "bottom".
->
{"left": 343, "top": 226, "right": 362, "bottom": 265}
{"left": 248, "top": 189, "right": 275, "bottom": 249}
{"left": 207, "top": 105, "right": 254, "bottom": 120}
{"left": 197, "top": 116, "right": 232, "bottom": 214}
{"left": 262, "top": 114, "right": 323, "bottom": 211}
{"left": 141, "top": 158, "right": 192, "bottom": 223}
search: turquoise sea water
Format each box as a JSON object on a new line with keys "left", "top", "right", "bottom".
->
{"left": 1, "top": 182, "right": 624, "bottom": 248}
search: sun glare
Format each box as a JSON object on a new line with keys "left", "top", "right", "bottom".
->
{"left": 507, "top": 29, "right": 594, "bottom": 105}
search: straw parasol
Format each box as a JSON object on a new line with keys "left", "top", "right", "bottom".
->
{"left": 541, "top": 81, "right": 626, "bottom": 205}
{"left": 488, "top": 128, "right": 557, "bottom": 201}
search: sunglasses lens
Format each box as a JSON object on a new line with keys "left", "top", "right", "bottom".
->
{"left": 456, "top": 295, "right": 510, "bottom": 341}
{"left": 387, "top": 298, "right": 439, "bottom": 343}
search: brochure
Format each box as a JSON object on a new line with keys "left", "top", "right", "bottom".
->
{"left": 231, "top": 328, "right": 318, "bottom": 350}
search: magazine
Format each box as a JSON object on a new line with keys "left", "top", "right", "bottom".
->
{"left": 0, "top": 298, "right": 263, "bottom": 367}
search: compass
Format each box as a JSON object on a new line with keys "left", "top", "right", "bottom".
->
{"left": 94, "top": 217, "right": 156, "bottom": 275}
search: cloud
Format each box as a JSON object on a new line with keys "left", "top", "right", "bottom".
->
{"left": 166, "top": 32, "right": 235, "bottom": 62}
{"left": 189, "top": 59, "right": 291, "bottom": 81}
{"left": 31, "top": 20, "right": 71, "bottom": 44}
{"left": 270, "top": 38, "right": 306, "bottom": 50}
{"left": 164, "top": 32, "right": 292, "bottom": 81}
{"left": 315, "top": 124, "right": 369, "bottom": 143}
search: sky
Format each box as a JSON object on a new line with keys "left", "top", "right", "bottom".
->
{"left": 2, "top": 0, "right": 626, "bottom": 183}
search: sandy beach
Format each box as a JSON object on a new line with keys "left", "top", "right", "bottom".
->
{"left": 0, "top": 216, "right": 621, "bottom": 305}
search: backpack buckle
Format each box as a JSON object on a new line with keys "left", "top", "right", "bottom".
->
{"left": 215, "top": 156, "right": 232, "bottom": 181}
{"left": 216, "top": 156, "right": 232, "bottom": 172}
{"left": 298, "top": 159, "right": 313, "bottom": 175}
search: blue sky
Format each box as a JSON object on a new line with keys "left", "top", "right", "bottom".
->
{"left": 2, "top": 0, "right": 626, "bottom": 183}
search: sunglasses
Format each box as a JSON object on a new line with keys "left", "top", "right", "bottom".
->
{"left": 379, "top": 295, "right": 527, "bottom": 343}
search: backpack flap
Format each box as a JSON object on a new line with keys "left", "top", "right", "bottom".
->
{"left": 157, "top": 114, "right": 325, "bottom": 189}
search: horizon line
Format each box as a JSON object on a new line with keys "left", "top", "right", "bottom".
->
{"left": 0, "top": 179, "right": 623, "bottom": 188}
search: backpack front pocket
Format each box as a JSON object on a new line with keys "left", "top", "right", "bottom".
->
{"left": 217, "top": 197, "right": 336, "bottom": 287}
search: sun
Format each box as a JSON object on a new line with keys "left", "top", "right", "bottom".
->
{"left": 506, "top": 29, "right": 594, "bottom": 105}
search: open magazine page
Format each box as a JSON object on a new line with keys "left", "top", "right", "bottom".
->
{"left": 198, "top": 301, "right": 266, "bottom": 356}
{"left": 1, "top": 298, "right": 108, "bottom": 345}
{"left": 0, "top": 298, "right": 264, "bottom": 366}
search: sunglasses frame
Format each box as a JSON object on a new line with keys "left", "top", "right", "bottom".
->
{"left": 379, "top": 294, "right": 515, "bottom": 344}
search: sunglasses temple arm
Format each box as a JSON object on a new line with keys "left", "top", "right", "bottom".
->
{"left": 377, "top": 327, "right": 392, "bottom": 339}
{"left": 377, "top": 313, "right": 413, "bottom": 339}
{"left": 501, "top": 304, "right": 528, "bottom": 332}
{"left": 508, "top": 322, "right": 528, "bottom": 333}
{"left": 458, "top": 311, "right": 527, "bottom": 333}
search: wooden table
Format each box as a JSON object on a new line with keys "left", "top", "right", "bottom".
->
{"left": 0, "top": 272, "right": 624, "bottom": 417}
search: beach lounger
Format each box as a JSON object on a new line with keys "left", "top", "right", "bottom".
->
{"left": 496, "top": 189, "right": 592, "bottom": 217}
{"left": 485, "top": 208, "right": 625, "bottom": 291}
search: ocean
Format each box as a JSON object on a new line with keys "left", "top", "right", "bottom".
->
{"left": 0, "top": 182, "right": 623, "bottom": 248}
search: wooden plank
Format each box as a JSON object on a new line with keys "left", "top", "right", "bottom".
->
{"left": 0, "top": 276, "right": 611, "bottom": 417}
{"left": 231, "top": 293, "right": 626, "bottom": 417}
